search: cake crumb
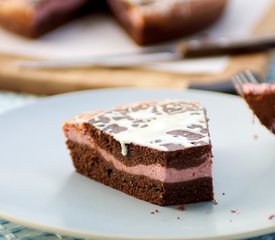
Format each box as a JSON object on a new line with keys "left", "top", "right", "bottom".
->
{"left": 213, "top": 199, "right": 218, "bottom": 205}
{"left": 150, "top": 209, "right": 159, "bottom": 215}
{"left": 176, "top": 205, "right": 185, "bottom": 211}
{"left": 230, "top": 209, "right": 240, "bottom": 214}
{"left": 253, "top": 134, "right": 258, "bottom": 139}
{"left": 268, "top": 214, "right": 275, "bottom": 220}
{"left": 177, "top": 216, "right": 181, "bottom": 220}
{"left": 222, "top": 193, "right": 225, "bottom": 195}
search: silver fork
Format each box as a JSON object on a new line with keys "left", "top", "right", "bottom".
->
{"left": 232, "top": 70, "right": 262, "bottom": 95}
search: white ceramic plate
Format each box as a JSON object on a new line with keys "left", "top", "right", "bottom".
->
{"left": 0, "top": 89, "right": 275, "bottom": 240}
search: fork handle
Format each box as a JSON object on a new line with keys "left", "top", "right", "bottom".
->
{"left": 178, "top": 35, "right": 275, "bottom": 58}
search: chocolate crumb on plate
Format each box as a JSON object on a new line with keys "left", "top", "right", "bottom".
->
{"left": 230, "top": 209, "right": 240, "bottom": 214}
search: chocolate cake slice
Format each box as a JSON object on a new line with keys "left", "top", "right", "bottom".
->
{"left": 239, "top": 83, "right": 275, "bottom": 134}
{"left": 63, "top": 100, "right": 214, "bottom": 206}
{"left": 108, "top": 0, "right": 228, "bottom": 45}
{"left": 0, "top": 0, "right": 88, "bottom": 38}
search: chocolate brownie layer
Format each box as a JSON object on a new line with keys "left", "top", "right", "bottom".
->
{"left": 67, "top": 140, "right": 214, "bottom": 205}
{"left": 244, "top": 95, "right": 275, "bottom": 134}
{"left": 32, "top": 4, "right": 88, "bottom": 38}
{"left": 240, "top": 83, "right": 275, "bottom": 134}
{"left": 108, "top": 0, "right": 227, "bottom": 45}
{"left": 85, "top": 123, "right": 212, "bottom": 169}
{"left": 0, "top": 0, "right": 88, "bottom": 38}
{"left": 244, "top": 94, "right": 275, "bottom": 134}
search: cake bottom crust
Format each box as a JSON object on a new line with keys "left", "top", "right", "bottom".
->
{"left": 67, "top": 140, "right": 214, "bottom": 206}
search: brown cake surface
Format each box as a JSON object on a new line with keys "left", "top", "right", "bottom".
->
{"left": 0, "top": 0, "right": 227, "bottom": 44}
{"left": 0, "top": 0, "right": 88, "bottom": 38}
{"left": 108, "top": 0, "right": 228, "bottom": 45}
{"left": 241, "top": 83, "right": 275, "bottom": 134}
{"left": 63, "top": 100, "right": 214, "bottom": 206}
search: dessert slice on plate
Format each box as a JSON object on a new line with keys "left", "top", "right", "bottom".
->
{"left": 63, "top": 99, "right": 214, "bottom": 206}
{"left": 233, "top": 71, "right": 275, "bottom": 134}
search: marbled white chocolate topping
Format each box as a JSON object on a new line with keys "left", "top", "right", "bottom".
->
{"left": 75, "top": 100, "right": 210, "bottom": 156}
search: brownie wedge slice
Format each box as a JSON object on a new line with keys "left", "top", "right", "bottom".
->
{"left": 240, "top": 83, "right": 275, "bottom": 134}
{"left": 63, "top": 100, "right": 214, "bottom": 206}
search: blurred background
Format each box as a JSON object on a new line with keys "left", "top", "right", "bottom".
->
{"left": 0, "top": 0, "right": 274, "bottom": 96}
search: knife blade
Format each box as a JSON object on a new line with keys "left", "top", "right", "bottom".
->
{"left": 17, "top": 35, "right": 275, "bottom": 69}
{"left": 17, "top": 50, "right": 183, "bottom": 69}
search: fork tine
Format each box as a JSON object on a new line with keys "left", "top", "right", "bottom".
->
{"left": 232, "top": 72, "right": 246, "bottom": 85}
{"left": 239, "top": 72, "right": 250, "bottom": 84}
{"left": 232, "top": 74, "right": 244, "bottom": 94}
{"left": 232, "top": 70, "right": 263, "bottom": 95}
{"left": 232, "top": 70, "right": 262, "bottom": 87}
{"left": 241, "top": 70, "right": 261, "bottom": 83}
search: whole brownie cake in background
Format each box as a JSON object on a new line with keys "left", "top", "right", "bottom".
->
{"left": 0, "top": 0, "right": 227, "bottom": 45}
{"left": 63, "top": 100, "right": 214, "bottom": 206}
{"left": 238, "top": 83, "right": 275, "bottom": 134}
